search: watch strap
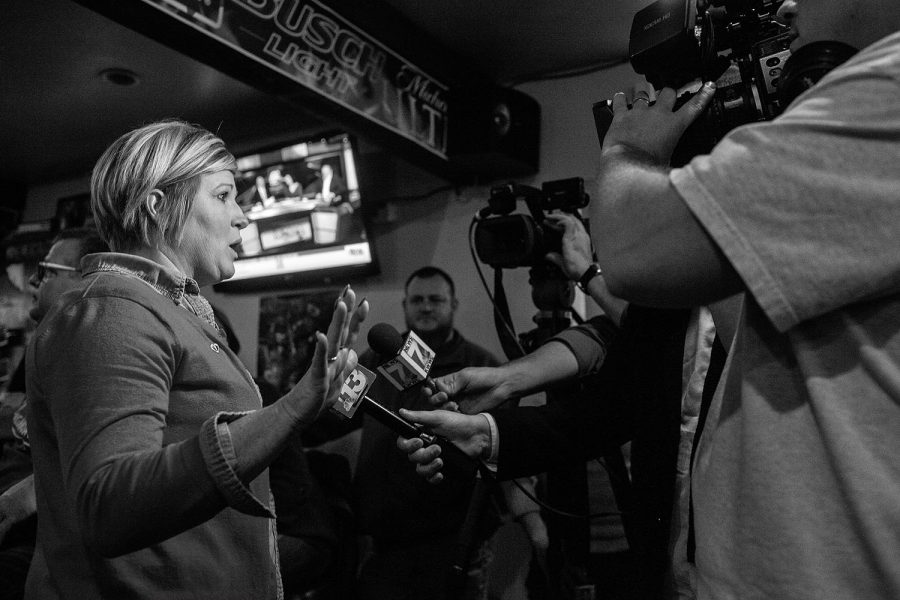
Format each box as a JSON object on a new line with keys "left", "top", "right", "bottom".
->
{"left": 577, "top": 263, "right": 601, "bottom": 291}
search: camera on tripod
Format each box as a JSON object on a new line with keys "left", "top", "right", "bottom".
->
{"left": 594, "top": 0, "right": 797, "bottom": 161}
{"left": 473, "top": 177, "right": 589, "bottom": 270}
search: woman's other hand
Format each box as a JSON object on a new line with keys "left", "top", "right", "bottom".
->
{"left": 283, "top": 286, "right": 368, "bottom": 428}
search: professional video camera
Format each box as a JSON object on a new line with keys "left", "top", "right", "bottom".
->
{"left": 469, "top": 177, "right": 590, "bottom": 357}
{"left": 593, "top": 0, "right": 857, "bottom": 163}
{"left": 473, "top": 177, "right": 589, "bottom": 269}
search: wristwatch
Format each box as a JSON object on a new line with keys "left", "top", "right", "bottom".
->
{"left": 577, "top": 263, "right": 602, "bottom": 292}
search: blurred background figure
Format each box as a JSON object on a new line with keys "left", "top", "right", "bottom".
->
{"left": 304, "top": 162, "right": 346, "bottom": 206}
{"left": 0, "top": 227, "right": 108, "bottom": 600}
{"left": 266, "top": 164, "right": 302, "bottom": 201}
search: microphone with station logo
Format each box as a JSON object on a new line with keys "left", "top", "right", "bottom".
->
{"left": 328, "top": 324, "right": 476, "bottom": 479}
{"left": 366, "top": 322, "right": 440, "bottom": 392}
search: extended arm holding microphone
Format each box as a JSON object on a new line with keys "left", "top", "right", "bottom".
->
{"left": 396, "top": 410, "right": 491, "bottom": 484}
{"left": 399, "top": 313, "right": 624, "bottom": 482}
{"left": 425, "top": 346, "right": 577, "bottom": 414}
{"left": 356, "top": 393, "right": 479, "bottom": 479}
{"left": 400, "top": 379, "right": 633, "bottom": 486}
{"left": 328, "top": 322, "right": 482, "bottom": 479}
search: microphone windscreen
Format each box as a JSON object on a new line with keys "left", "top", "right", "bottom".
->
{"left": 367, "top": 322, "right": 404, "bottom": 357}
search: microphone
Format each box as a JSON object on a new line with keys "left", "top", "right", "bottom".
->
{"left": 366, "top": 323, "right": 439, "bottom": 392}
{"left": 330, "top": 363, "right": 476, "bottom": 479}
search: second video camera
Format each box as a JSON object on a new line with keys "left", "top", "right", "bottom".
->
{"left": 473, "top": 177, "right": 589, "bottom": 269}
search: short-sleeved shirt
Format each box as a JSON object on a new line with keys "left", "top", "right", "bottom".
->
{"left": 670, "top": 32, "right": 900, "bottom": 600}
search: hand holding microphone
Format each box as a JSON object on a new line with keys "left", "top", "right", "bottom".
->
{"left": 421, "top": 367, "right": 517, "bottom": 414}
{"left": 328, "top": 322, "right": 478, "bottom": 479}
{"left": 395, "top": 409, "right": 491, "bottom": 485}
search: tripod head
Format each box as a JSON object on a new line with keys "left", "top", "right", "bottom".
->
{"left": 520, "top": 263, "right": 576, "bottom": 353}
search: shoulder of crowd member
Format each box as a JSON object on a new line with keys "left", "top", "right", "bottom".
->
{"left": 548, "top": 315, "right": 619, "bottom": 377}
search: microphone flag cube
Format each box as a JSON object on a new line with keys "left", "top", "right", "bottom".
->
{"left": 377, "top": 331, "right": 436, "bottom": 390}
{"left": 332, "top": 364, "right": 378, "bottom": 418}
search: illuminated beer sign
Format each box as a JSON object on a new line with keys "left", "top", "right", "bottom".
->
{"left": 141, "top": 0, "right": 449, "bottom": 157}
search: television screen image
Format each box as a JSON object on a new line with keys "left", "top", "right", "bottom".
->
{"left": 215, "top": 132, "right": 378, "bottom": 292}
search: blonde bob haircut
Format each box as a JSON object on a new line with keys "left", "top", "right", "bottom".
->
{"left": 90, "top": 119, "right": 237, "bottom": 252}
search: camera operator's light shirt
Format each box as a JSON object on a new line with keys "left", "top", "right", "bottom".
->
{"left": 669, "top": 31, "right": 900, "bottom": 600}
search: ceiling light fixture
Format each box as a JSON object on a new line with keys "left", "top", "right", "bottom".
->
{"left": 98, "top": 67, "right": 141, "bottom": 87}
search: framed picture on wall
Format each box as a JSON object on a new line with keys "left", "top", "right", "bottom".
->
{"left": 256, "top": 288, "right": 340, "bottom": 403}
{"left": 56, "top": 193, "right": 92, "bottom": 230}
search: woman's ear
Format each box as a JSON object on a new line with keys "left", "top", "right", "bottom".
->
{"left": 144, "top": 189, "right": 165, "bottom": 222}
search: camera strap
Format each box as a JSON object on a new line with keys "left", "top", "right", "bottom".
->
{"left": 492, "top": 268, "right": 526, "bottom": 361}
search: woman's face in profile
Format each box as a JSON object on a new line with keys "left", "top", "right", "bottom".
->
{"left": 175, "top": 170, "right": 246, "bottom": 286}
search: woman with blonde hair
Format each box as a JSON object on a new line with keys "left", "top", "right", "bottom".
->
{"left": 25, "top": 119, "right": 367, "bottom": 598}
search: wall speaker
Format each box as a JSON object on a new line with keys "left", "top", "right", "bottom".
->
{"left": 447, "top": 86, "right": 540, "bottom": 179}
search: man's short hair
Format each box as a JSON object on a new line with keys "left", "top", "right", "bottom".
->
{"left": 53, "top": 227, "right": 109, "bottom": 258}
{"left": 405, "top": 266, "right": 455, "bottom": 297}
{"left": 90, "top": 119, "right": 236, "bottom": 252}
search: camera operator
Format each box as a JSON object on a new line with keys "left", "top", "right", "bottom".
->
{"left": 586, "top": 2, "right": 900, "bottom": 599}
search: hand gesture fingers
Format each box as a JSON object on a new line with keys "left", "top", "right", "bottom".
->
{"left": 345, "top": 296, "right": 369, "bottom": 350}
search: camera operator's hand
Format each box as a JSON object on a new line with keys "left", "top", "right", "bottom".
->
{"left": 544, "top": 213, "right": 629, "bottom": 325}
{"left": 543, "top": 212, "right": 592, "bottom": 280}
{"left": 425, "top": 367, "right": 514, "bottom": 414}
{"left": 396, "top": 409, "right": 491, "bottom": 484}
{"left": 604, "top": 82, "right": 716, "bottom": 166}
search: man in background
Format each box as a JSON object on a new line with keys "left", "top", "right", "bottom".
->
{"left": 354, "top": 266, "right": 504, "bottom": 600}
{"left": 0, "top": 227, "right": 108, "bottom": 599}
{"left": 305, "top": 266, "right": 540, "bottom": 599}
{"left": 304, "top": 162, "right": 346, "bottom": 206}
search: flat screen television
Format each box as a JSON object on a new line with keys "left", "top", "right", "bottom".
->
{"left": 214, "top": 131, "right": 378, "bottom": 292}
